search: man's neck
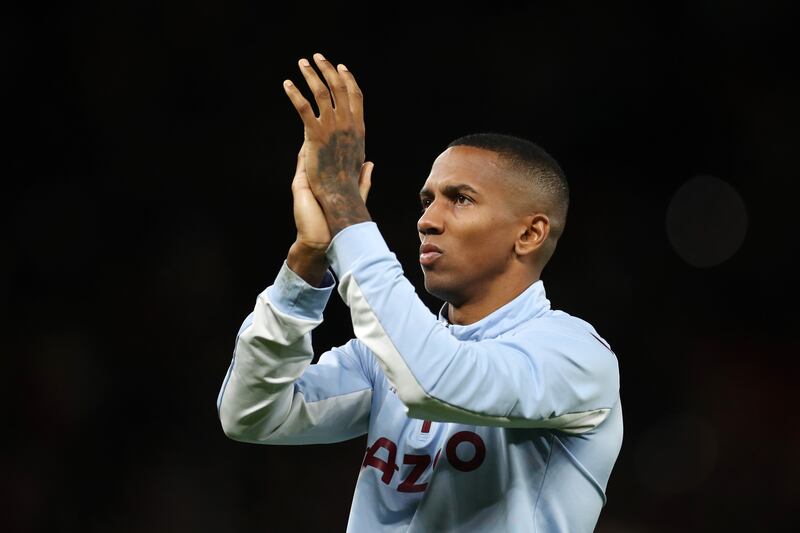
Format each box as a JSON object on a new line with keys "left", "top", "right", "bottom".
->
{"left": 446, "top": 274, "right": 540, "bottom": 326}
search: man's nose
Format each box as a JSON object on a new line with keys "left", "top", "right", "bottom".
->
{"left": 417, "top": 202, "right": 443, "bottom": 235}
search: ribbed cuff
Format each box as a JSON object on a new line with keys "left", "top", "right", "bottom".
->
{"left": 263, "top": 260, "right": 336, "bottom": 321}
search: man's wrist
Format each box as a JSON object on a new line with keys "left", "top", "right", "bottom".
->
{"left": 287, "top": 241, "right": 330, "bottom": 287}
{"left": 318, "top": 189, "right": 372, "bottom": 237}
{"left": 325, "top": 221, "right": 386, "bottom": 279}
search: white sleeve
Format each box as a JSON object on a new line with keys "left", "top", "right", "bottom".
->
{"left": 326, "top": 222, "right": 620, "bottom": 433}
{"left": 217, "top": 261, "right": 373, "bottom": 445}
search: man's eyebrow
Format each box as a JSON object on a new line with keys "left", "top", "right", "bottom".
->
{"left": 419, "top": 183, "right": 481, "bottom": 197}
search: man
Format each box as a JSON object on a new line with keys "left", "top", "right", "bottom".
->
{"left": 217, "top": 52, "right": 623, "bottom": 532}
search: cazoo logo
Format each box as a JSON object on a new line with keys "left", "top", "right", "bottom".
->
{"left": 362, "top": 431, "right": 486, "bottom": 493}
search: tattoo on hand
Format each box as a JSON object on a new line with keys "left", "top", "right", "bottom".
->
{"left": 317, "top": 130, "right": 364, "bottom": 188}
{"left": 315, "top": 131, "right": 371, "bottom": 235}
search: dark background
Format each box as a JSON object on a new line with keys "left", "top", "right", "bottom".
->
{"left": 4, "top": 1, "right": 798, "bottom": 531}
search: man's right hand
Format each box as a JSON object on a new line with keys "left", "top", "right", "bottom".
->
{"left": 289, "top": 141, "right": 373, "bottom": 286}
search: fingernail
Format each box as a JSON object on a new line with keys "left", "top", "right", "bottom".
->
{"left": 314, "top": 52, "right": 326, "bottom": 61}
{"left": 338, "top": 63, "right": 348, "bottom": 71}
{"left": 299, "top": 58, "right": 310, "bottom": 67}
{"left": 283, "top": 80, "right": 293, "bottom": 88}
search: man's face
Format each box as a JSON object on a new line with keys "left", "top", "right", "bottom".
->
{"left": 418, "top": 146, "right": 525, "bottom": 305}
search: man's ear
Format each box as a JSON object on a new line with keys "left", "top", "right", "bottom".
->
{"left": 514, "top": 214, "right": 549, "bottom": 257}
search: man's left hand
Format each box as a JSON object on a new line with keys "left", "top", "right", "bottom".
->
{"left": 283, "top": 52, "right": 372, "bottom": 237}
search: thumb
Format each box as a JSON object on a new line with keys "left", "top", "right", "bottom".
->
{"left": 295, "top": 142, "right": 307, "bottom": 174}
{"left": 358, "top": 161, "right": 374, "bottom": 203}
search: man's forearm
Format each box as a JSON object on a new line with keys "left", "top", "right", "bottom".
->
{"left": 287, "top": 241, "right": 330, "bottom": 287}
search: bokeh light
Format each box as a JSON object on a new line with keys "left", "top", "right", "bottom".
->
{"left": 665, "top": 175, "right": 748, "bottom": 268}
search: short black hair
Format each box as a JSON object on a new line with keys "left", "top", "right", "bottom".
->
{"left": 446, "top": 132, "right": 570, "bottom": 268}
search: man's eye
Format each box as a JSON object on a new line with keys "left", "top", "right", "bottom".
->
{"left": 455, "top": 194, "right": 470, "bottom": 205}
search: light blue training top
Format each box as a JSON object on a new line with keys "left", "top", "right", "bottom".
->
{"left": 217, "top": 221, "right": 623, "bottom": 532}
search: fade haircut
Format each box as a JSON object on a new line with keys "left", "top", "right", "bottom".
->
{"left": 447, "top": 132, "right": 570, "bottom": 270}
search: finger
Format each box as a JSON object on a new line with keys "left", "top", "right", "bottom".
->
{"left": 297, "top": 57, "right": 333, "bottom": 118}
{"left": 337, "top": 64, "right": 364, "bottom": 129}
{"left": 358, "top": 161, "right": 373, "bottom": 202}
{"left": 283, "top": 80, "right": 317, "bottom": 126}
{"left": 313, "top": 52, "right": 351, "bottom": 121}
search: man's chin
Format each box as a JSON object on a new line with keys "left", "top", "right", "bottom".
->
{"left": 423, "top": 277, "right": 460, "bottom": 304}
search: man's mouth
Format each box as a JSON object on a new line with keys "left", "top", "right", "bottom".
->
{"left": 419, "top": 243, "right": 443, "bottom": 267}
{"left": 419, "top": 251, "right": 442, "bottom": 266}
